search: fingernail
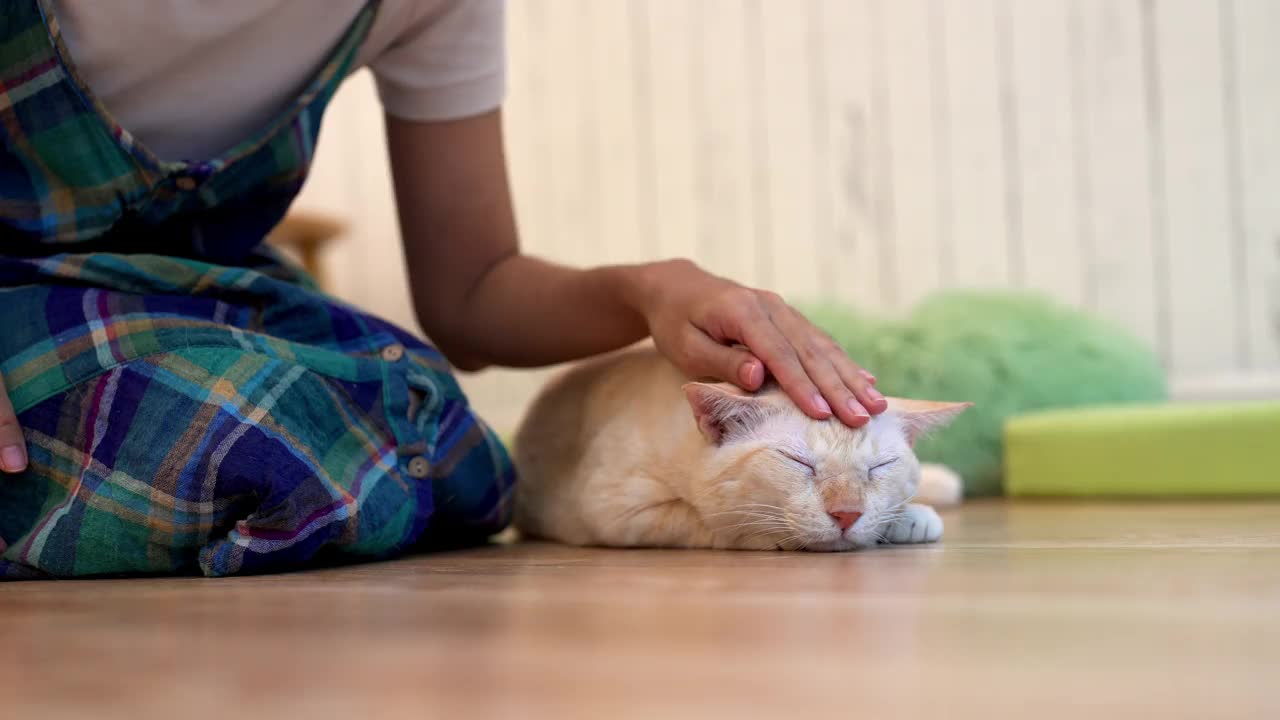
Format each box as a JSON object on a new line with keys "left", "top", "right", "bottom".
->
{"left": 1, "top": 446, "right": 27, "bottom": 473}
{"left": 739, "top": 360, "right": 762, "bottom": 387}
{"left": 813, "top": 394, "right": 832, "bottom": 415}
{"left": 861, "top": 370, "right": 877, "bottom": 384}
{"left": 866, "top": 386, "right": 884, "bottom": 403}
{"left": 847, "top": 398, "right": 870, "bottom": 419}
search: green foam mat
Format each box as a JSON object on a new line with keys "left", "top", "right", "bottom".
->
{"left": 1004, "top": 401, "right": 1280, "bottom": 497}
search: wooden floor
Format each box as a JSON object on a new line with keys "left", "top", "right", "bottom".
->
{"left": 3, "top": 501, "right": 1278, "bottom": 719}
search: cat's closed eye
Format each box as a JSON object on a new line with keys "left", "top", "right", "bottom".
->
{"left": 868, "top": 458, "right": 899, "bottom": 481}
{"left": 870, "top": 456, "right": 901, "bottom": 474}
{"left": 774, "top": 450, "right": 816, "bottom": 475}
{"left": 865, "top": 456, "right": 906, "bottom": 484}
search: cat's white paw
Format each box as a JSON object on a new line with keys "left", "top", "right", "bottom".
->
{"left": 880, "top": 503, "right": 943, "bottom": 545}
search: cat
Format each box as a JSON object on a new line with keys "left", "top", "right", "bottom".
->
{"left": 513, "top": 346, "right": 971, "bottom": 551}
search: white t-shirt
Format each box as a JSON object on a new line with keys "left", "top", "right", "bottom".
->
{"left": 51, "top": 0, "right": 507, "bottom": 161}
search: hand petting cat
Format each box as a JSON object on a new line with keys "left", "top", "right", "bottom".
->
{"left": 632, "top": 258, "right": 886, "bottom": 428}
{"left": 391, "top": 113, "right": 882, "bottom": 431}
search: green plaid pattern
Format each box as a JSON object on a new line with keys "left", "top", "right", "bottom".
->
{"left": 0, "top": 0, "right": 516, "bottom": 578}
{"left": 1, "top": 0, "right": 372, "bottom": 262}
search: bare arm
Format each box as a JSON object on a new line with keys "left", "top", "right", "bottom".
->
{"left": 384, "top": 110, "right": 885, "bottom": 426}
{"left": 386, "top": 111, "right": 650, "bottom": 369}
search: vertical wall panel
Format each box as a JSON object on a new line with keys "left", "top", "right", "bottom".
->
{"left": 882, "top": 0, "right": 945, "bottom": 308}
{"left": 589, "top": 0, "right": 646, "bottom": 266}
{"left": 1009, "top": 0, "right": 1086, "bottom": 306}
{"left": 691, "top": 0, "right": 761, "bottom": 285}
{"left": 818, "top": 0, "right": 885, "bottom": 309}
{"left": 542, "top": 0, "right": 596, "bottom": 264}
{"left": 644, "top": 1, "right": 700, "bottom": 262}
{"left": 758, "top": 0, "right": 823, "bottom": 302}
{"left": 1076, "top": 0, "right": 1161, "bottom": 352}
{"left": 939, "top": 0, "right": 1012, "bottom": 288}
{"left": 1232, "top": 0, "right": 1280, "bottom": 370}
{"left": 1154, "top": 0, "right": 1239, "bottom": 373}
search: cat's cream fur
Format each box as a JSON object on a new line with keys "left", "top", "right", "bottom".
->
{"left": 514, "top": 347, "right": 970, "bottom": 551}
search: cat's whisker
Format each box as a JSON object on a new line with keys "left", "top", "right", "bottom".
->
{"left": 702, "top": 508, "right": 787, "bottom": 521}
{"left": 706, "top": 499, "right": 783, "bottom": 509}
{"left": 719, "top": 502, "right": 790, "bottom": 514}
{"left": 706, "top": 515, "right": 783, "bottom": 532}
{"left": 873, "top": 509, "right": 911, "bottom": 542}
{"left": 714, "top": 519, "right": 792, "bottom": 535}
{"left": 701, "top": 504, "right": 791, "bottom": 530}
{"left": 876, "top": 516, "right": 905, "bottom": 537}
{"left": 877, "top": 497, "right": 913, "bottom": 516}
{"left": 709, "top": 506, "right": 795, "bottom": 536}
{"left": 729, "top": 513, "right": 790, "bottom": 525}
{"left": 772, "top": 533, "right": 809, "bottom": 550}
{"left": 738, "top": 520, "right": 793, "bottom": 535}
{"left": 742, "top": 523, "right": 795, "bottom": 541}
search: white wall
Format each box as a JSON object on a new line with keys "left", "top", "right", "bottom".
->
{"left": 295, "top": 0, "right": 1280, "bottom": 431}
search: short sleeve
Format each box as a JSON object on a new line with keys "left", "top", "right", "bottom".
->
{"left": 370, "top": 0, "right": 506, "bottom": 121}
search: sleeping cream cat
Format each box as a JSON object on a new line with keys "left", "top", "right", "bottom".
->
{"left": 514, "top": 347, "right": 971, "bottom": 551}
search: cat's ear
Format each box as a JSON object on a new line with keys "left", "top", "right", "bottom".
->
{"left": 887, "top": 398, "right": 973, "bottom": 447}
{"left": 682, "top": 382, "right": 769, "bottom": 445}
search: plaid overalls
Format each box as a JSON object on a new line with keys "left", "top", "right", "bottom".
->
{"left": 0, "top": 0, "right": 515, "bottom": 578}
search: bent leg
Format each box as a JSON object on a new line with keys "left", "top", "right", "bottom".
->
{"left": 0, "top": 348, "right": 433, "bottom": 578}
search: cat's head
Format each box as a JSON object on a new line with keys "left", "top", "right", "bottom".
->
{"left": 682, "top": 382, "right": 970, "bottom": 551}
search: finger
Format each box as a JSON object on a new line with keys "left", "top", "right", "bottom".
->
{"left": 770, "top": 305, "right": 887, "bottom": 420}
{"left": 770, "top": 319, "right": 870, "bottom": 427}
{"left": 834, "top": 354, "right": 887, "bottom": 416}
{"left": 740, "top": 322, "right": 831, "bottom": 419}
{"left": 0, "top": 373, "right": 28, "bottom": 474}
{"left": 681, "top": 327, "right": 765, "bottom": 390}
{"left": 768, "top": 304, "right": 880, "bottom": 422}
{"left": 801, "top": 355, "right": 870, "bottom": 428}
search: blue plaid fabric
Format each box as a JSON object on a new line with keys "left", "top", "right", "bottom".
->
{"left": 0, "top": 0, "right": 516, "bottom": 578}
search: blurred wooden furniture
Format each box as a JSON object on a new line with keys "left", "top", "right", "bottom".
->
{"left": 266, "top": 211, "right": 348, "bottom": 290}
{"left": 3, "top": 500, "right": 1278, "bottom": 719}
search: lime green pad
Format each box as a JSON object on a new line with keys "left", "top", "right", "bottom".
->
{"left": 1004, "top": 401, "right": 1280, "bottom": 496}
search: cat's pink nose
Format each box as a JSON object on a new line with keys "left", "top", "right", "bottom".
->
{"left": 830, "top": 511, "right": 863, "bottom": 531}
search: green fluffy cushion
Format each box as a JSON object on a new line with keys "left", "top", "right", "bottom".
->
{"left": 806, "top": 291, "right": 1167, "bottom": 496}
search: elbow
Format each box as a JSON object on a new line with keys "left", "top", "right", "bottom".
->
{"left": 444, "top": 350, "right": 491, "bottom": 373}
{"left": 418, "top": 316, "right": 491, "bottom": 372}
{"left": 414, "top": 300, "right": 494, "bottom": 373}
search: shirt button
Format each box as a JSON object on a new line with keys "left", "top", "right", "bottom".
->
{"left": 406, "top": 456, "right": 430, "bottom": 478}
{"left": 175, "top": 176, "right": 198, "bottom": 191}
{"left": 380, "top": 344, "right": 405, "bottom": 362}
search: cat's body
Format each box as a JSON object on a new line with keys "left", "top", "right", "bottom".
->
{"left": 514, "top": 347, "right": 969, "bottom": 551}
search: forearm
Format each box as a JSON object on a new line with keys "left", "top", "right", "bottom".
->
{"left": 415, "top": 254, "right": 657, "bottom": 370}
{"left": 387, "top": 111, "right": 655, "bottom": 369}
{"left": 385, "top": 111, "right": 882, "bottom": 427}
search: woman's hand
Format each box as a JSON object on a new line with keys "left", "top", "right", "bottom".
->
{"left": 634, "top": 259, "right": 886, "bottom": 427}
{"left": 385, "top": 112, "right": 882, "bottom": 427}
{"left": 0, "top": 373, "right": 28, "bottom": 473}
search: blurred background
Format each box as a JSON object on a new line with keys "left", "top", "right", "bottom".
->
{"left": 288, "top": 0, "right": 1279, "bottom": 432}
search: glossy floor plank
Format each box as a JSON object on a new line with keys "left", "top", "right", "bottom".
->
{"left": 3, "top": 501, "right": 1278, "bottom": 719}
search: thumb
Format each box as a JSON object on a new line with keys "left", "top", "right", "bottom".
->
{"left": 0, "top": 373, "right": 28, "bottom": 474}
{"left": 684, "top": 333, "right": 765, "bottom": 391}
